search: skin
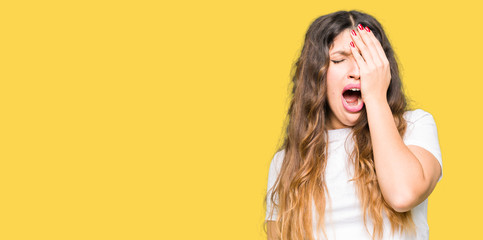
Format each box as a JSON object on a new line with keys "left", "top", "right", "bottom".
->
{"left": 348, "top": 24, "right": 441, "bottom": 212}
{"left": 267, "top": 25, "right": 442, "bottom": 239}
{"left": 326, "top": 28, "right": 364, "bottom": 129}
{"left": 267, "top": 221, "right": 277, "bottom": 240}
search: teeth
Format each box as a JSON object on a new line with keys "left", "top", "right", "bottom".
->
{"left": 349, "top": 88, "right": 360, "bottom": 91}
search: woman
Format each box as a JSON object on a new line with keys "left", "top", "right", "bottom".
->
{"left": 264, "top": 10, "right": 443, "bottom": 240}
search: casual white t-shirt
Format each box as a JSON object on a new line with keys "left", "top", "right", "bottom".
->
{"left": 265, "top": 109, "right": 443, "bottom": 240}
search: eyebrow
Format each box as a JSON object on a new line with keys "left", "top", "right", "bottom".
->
{"left": 330, "top": 50, "right": 351, "bottom": 57}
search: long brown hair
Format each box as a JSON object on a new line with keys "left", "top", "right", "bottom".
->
{"left": 264, "top": 10, "right": 414, "bottom": 240}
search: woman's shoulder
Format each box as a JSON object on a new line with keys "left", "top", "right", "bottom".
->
{"left": 272, "top": 149, "right": 285, "bottom": 164}
{"left": 268, "top": 149, "right": 286, "bottom": 179}
{"left": 403, "top": 108, "right": 435, "bottom": 124}
{"left": 269, "top": 150, "right": 286, "bottom": 169}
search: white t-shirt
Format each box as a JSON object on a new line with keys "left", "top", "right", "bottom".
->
{"left": 265, "top": 109, "right": 443, "bottom": 240}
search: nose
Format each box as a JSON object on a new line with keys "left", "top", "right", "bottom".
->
{"left": 348, "top": 59, "right": 360, "bottom": 80}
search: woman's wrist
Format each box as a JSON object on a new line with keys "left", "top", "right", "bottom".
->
{"left": 363, "top": 94, "right": 388, "bottom": 109}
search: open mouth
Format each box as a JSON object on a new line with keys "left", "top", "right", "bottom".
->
{"left": 341, "top": 85, "right": 364, "bottom": 113}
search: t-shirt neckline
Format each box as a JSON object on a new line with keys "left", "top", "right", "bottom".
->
{"left": 327, "top": 127, "right": 352, "bottom": 142}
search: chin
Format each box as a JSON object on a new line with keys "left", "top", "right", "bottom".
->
{"left": 327, "top": 105, "right": 364, "bottom": 129}
{"left": 341, "top": 111, "right": 362, "bottom": 127}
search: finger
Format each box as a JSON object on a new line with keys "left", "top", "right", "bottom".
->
{"left": 350, "top": 28, "right": 375, "bottom": 66}
{"left": 349, "top": 40, "right": 367, "bottom": 70}
{"left": 356, "top": 24, "right": 382, "bottom": 66}
{"left": 363, "top": 26, "right": 388, "bottom": 65}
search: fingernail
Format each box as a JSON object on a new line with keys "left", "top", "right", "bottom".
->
{"left": 358, "top": 24, "right": 363, "bottom": 30}
{"left": 365, "top": 26, "right": 370, "bottom": 32}
{"left": 351, "top": 30, "right": 357, "bottom": 36}
{"left": 350, "top": 41, "right": 355, "bottom": 48}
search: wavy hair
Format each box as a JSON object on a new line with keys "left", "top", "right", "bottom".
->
{"left": 264, "top": 10, "right": 415, "bottom": 240}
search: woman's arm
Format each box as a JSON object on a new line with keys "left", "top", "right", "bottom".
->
{"left": 349, "top": 25, "right": 441, "bottom": 212}
{"left": 266, "top": 221, "right": 279, "bottom": 240}
{"left": 365, "top": 100, "right": 441, "bottom": 212}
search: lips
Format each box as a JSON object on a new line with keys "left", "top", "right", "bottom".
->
{"left": 341, "top": 83, "right": 364, "bottom": 113}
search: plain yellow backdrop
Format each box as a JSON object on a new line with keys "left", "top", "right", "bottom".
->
{"left": 0, "top": 0, "right": 480, "bottom": 239}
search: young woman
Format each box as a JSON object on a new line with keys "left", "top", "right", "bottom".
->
{"left": 264, "top": 10, "right": 443, "bottom": 240}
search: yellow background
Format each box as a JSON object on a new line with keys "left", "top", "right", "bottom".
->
{"left": 0, "top": 0, "right": 479, "bottom": 239}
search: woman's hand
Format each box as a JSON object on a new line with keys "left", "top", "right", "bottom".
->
{"left": 349, "top": 24, "right": 390, "bottom": 105}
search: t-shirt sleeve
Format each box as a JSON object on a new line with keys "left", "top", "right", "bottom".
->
{"left": 403, "top": 109, "right": 443, "bottom": 182}
{"left": 265, "top": 150, "right": 284, "bottom": 221}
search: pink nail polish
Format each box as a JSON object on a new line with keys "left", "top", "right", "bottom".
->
{"left": 351, "top": 30, "right": 357, "bottom": 36}
{"left": 350, "top": 41, "right": 355, "bottom": 48}
{"left": 358, "top": 24, "right": 363, "bottom": 30}
{"left": 365, "top": 26, "right": 371, "bottom": 32}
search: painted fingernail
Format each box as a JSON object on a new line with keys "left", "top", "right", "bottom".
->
{"left": 350, "top": 41, "right": 355, "bottom": 48}
{"left": 365, "top": 26, "right": 371, "bottom": 32}
{"left": 358, "top": 24, "right": 363, "bottom": 30}
{"left": 351, "top": 30, "right": 357, "bottom": 36}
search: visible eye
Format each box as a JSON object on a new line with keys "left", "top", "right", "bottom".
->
{"left": 331, "top": 59, "right": 344, "bottom": 64}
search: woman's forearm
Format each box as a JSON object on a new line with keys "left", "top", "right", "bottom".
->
{"left": 365, "top": 99, "right": 426, "bottom": 212}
